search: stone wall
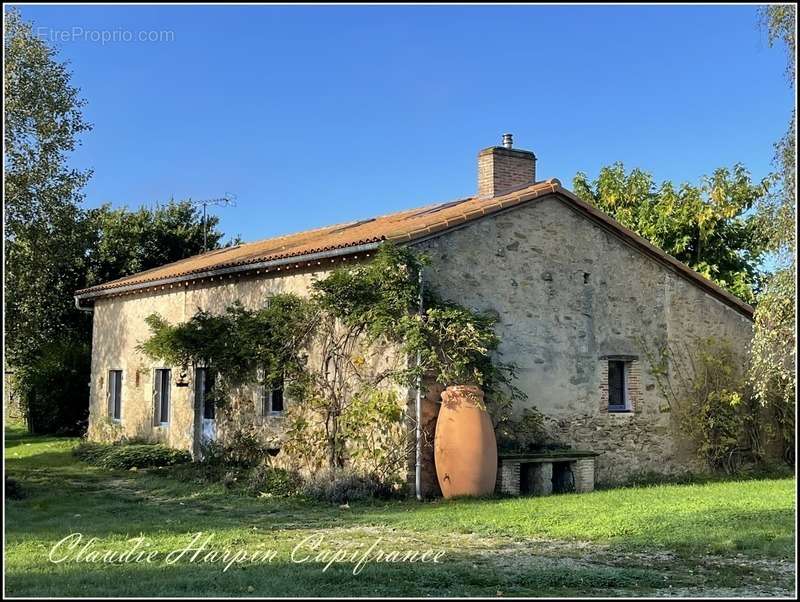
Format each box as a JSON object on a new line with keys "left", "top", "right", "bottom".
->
{"left": 87, "top": 268, "right": 332, "bottom": 452}
{"left": 87, "top": 264, "right": 412, "bottom": 484}
{"left": 87, "top": 191, "right": 756, "bottom": 488}
{"left": 413, "top": 194, "right": 754, "bottom": 484}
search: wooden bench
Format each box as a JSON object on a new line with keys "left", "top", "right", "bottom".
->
{"left": 496, "top": 450, "right": 599, "bottom": 496}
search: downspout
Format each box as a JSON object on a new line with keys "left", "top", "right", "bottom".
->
{"left": 415, "top": 266, "right": 424, "bottom": 501}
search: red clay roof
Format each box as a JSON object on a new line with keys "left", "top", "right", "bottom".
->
{"left": 75, "top": 179, "right": 754, "bottom": 318}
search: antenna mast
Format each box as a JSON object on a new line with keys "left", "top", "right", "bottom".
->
{"left": 189, "top": 194, "right": 237, "bottom": 251}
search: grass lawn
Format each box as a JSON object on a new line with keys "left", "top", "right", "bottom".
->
{"left": 4, "top": 423, "right": 796, "bottom": 597}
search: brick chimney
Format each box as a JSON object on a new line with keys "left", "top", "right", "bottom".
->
{"left": 477, "top": 133, "right": 537, "bottom": 198}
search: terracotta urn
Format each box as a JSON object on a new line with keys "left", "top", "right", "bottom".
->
{"left": 434, "top": 385, "right": 498, "bottom": 498}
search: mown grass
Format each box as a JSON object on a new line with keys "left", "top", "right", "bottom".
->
{"left": 4, "top": 423, "right": 796, "bottom": 597}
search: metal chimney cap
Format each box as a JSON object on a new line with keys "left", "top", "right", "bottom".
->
{"left": 502, "top": 133, "right": 513, "bottom": 149}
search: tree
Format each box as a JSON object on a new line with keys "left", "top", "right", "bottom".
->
{"left": 85, "top": 201, "right": 225, "bottom": 286}
{"left": 750, "top": 5, "right": 796, "bottom": 463}
{"left": 573, "top": 163, "right": 769, "bottom": 304}
{"left": 4, "top": 11, "right": 236, "bottom": 434}
{"left": 4, "top": 8, "right": 93, "bottom": 368}
{"left": 761, "top": 4, "right": 796, "bottom": 83}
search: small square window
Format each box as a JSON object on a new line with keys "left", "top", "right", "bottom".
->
{"left": 608, "top": 360, "right": 630, "bottom": 412}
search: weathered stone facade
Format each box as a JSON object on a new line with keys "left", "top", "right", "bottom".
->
{"left": 86, "top": 264, "right": 413, "bottom": 480}
{"left": 88, "top": 268, "right": 333, "bottom": 451}
{"left": 84, "top": 190, "right": 754, "bottom": 490}
{"left": 412, "top": 195, "right": 753, "bottom": 484}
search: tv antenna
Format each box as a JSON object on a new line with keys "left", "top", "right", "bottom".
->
{"left": 189, "top": 193, "right": 237, "bottom": 251}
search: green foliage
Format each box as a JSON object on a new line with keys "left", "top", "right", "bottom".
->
{"left": 652, "top": 337, "right": 762, "bottom": 473}
{"left": 760, "top": 4, "right": 796, "bottom": 83}
{"left": 495, "top": 408, "right": 551, "bottom": 453}
{"left": 141, "top": 244, "right": 526, "bottom": 480}
{"left": 217, "top": 427, "right": 275, "bottom": 469}
{"left": 140, "top": 294, "right": 315, "bottom": 408}
{"left": 13, "top": 339, "right": 91, "bottom": 436}
{"left": 749, "top": 268, "right": 795, "bottom": 463}
{"left": 603, "top": 464, "right": 795, "bottom": 490}
{"left": 5, "top": 425, "right": 797, "bottom": 596}
{"left": 245, "top": 465, "right": 303, "bottom": 497}
{"left": 4, "top": 8, "right": 93, "bottom": 370}
{"left": 757, "top": 113, "right": 796, "bottom": 258}
{"left": 750, "top": 5, "right": 795, "bottom": 467}
{"left": 311, "top": 243, "right": 426, "bottom": 342}
{"left": 300, "top": 468, "right": 400, "bottom": 504}
{"left": 573, "top": 163, "right": 769, "bottom": 303}
{"left": 335, "top": 388, "right": 408, "bottom": 482}
{"left": 4, "top": 12, "right": 234, "bottom": 435}
{"left": 73, "top": 441, "right": 191, "bottom": 470}
{"left": 85, "top": 201, "right": 226, "bottom": 287}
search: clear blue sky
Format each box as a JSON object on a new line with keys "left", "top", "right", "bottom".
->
{"left": 13, "top": 4, "right": 793, "bottom": 244}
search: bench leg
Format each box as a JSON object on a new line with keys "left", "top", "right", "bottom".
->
{"left": 531, "top": 462, "right": 553, "bottom": 496}
{"left": 498, "top": 461, "right": 521, "bottom": 495}
{"left": 574, "top": 458, "right": 595, "bottom": 493}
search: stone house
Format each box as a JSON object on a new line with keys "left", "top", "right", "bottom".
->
{"left": 74, "top": 136, "right": 754, "bottom": 492}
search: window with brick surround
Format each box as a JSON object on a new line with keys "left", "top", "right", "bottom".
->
{"left": 599, "top": 356, "right": 640, "bottom": 413}
{"left": 607, "top": 360, "right": 629, "bottom": 412}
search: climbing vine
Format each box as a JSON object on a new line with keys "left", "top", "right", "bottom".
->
{"left": 140, "top": 244, "right": 525, "bottom": 479}
{"left": 641, "top": 336, "right": 766, "bottom": 473}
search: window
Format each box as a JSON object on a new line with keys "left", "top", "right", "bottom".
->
{"left": 154, "top": 369, "right": 171, "bottom": 425}
{"left": 607, "top": 360, "right": 629, "bottom": 412}
{"left": 108, "top": 370, "right": 123, "bottom": 421}
{"left": 261, "top": 376, "right": 284, "bottom": 416}
{"left": 195, "top": 367, "right": 216, "bottom": 420}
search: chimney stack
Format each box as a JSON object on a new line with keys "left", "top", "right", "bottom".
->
{"left": 477, "top": 134, "right": 536, "bottom": 198}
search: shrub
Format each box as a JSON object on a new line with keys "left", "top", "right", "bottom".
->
{"left": 646, "top": 336, "right": 764, "bottom": 473}
{"left": 676, "top": 342, "right": 755, "bottom": 473}
{"left": 72, "top": 441, "right": 108, "bottom": 464}
{"left": 74, "top": 441, "right": 191, "bottom": 470}
{"left": 301, "top": 469, "right": 399, "bottom": 504}
{"left": 6, "top": 477, "right": 25, "bottom": 500}
{"left": 246, "top": 465, "right": 302, "bottom": 497}
{"left": 15, "top": 340, "right": 91, "bottom": 436}
{"left": 601, "top": 463, "right": 796, "bottom": 490}
{"left": 495, "top": 408, "right": 552, "bottom": 453}
{"left": 220, "top": 427, "right": 271, "bottom": 469}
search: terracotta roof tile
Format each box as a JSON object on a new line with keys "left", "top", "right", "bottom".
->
{"left": 74, "top": 179, "right": 753, "bottom": 319}
{"left": 76, "top": 180, "right": 556, "bottom": 296}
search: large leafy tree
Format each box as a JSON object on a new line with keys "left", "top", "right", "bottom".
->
{"left": 4, "top": 8, "right": 94, "bottom": 367}
{"left": 4, "top": 9, "right": 230, "bottom": 433}
{"left": 749, "top": 5, "right": 796, "bottom": 463}
{"left": 86, "top": 201, "right": 225, "bottom": 286}
{"left": 573, "top": 163, "right": 769, "bottom": 304}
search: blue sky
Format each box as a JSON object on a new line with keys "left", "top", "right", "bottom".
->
{"left": 13, "top": 4, "right": 793, "bottom": 244}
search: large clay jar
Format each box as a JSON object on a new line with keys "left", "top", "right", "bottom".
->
{"left": 434, "top": 385, "right": 498, "bottom": 498}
